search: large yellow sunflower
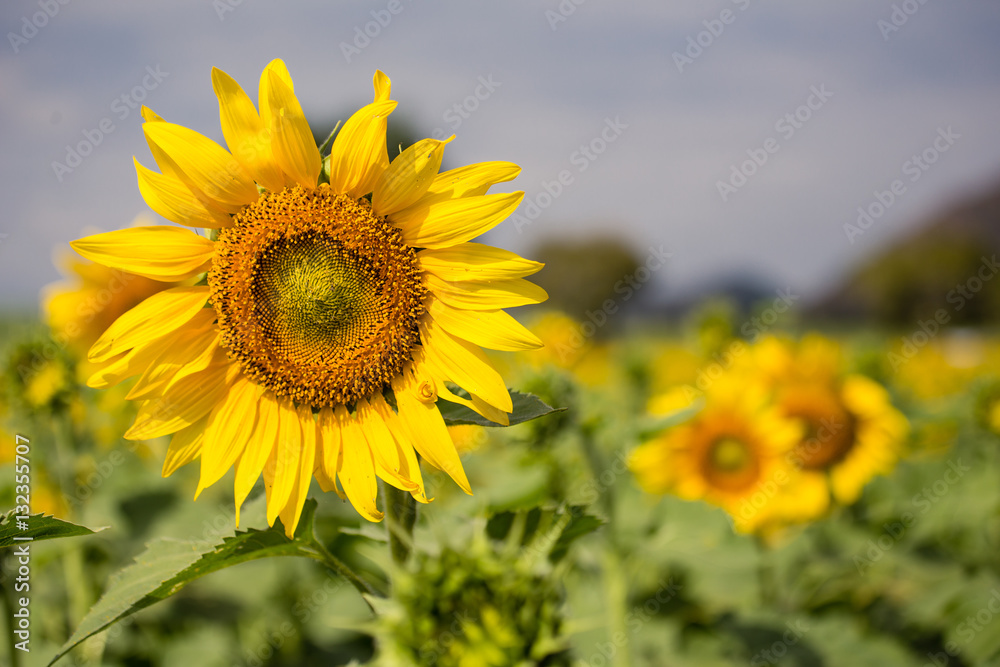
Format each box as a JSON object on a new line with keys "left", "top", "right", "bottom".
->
{"left": 70, "top": 60, "right": 546, "bottom": 535}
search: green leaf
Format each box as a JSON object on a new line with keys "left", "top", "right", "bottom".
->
{"left": 486, "top": 505, "right": 604, "bottom": 564}
{"left": 0, "top": 511, "right": 103, "bottom": 548}
{"left": 438, "top": 389, "right": 566, "bottom": 427}
{"left": 49, "top": 500, "right": 318, "bottom": 665}
{"left": 548, "top": 507, "right": 604, "bottom": 564}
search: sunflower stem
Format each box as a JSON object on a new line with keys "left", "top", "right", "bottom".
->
{"left": 754, "top": 535, "right": 776, "bottom": 608}
{"left": 303, "top": 538, "right": 381, "bottom": 610}
{"left": 384, "top": 484, "right": 417, "bottom": 567}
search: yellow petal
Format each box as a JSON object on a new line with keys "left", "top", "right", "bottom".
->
{"left": 434, "top": 380, "right": 510, "bottom": 426}
{"left": 134, "top": 158, "right": 233, "bottom": 229}
{"left": 391, "top": 191, "right": 524, "bottom": 249}
{"left": 315, "top": 406, "right": 343, "bottom": 497}
{"left": 125, "top": 357, "right": 237, "bottom": 440}
{"left": 391, "top": 370, "right": 471, "bottom": 494}
{"left": 87, "top": 308, "right": 217, "bottom": 388}
{"left": 373, "top": 70, "right": 391, "bottom": 103}
{"left": 278, "top": 404, "right": 318, "bottom": 537}
{"left": 327, "top": 100, "right": 397, "bottom": 198}
{"left": 418, "top": 161, "right": 521, "bottom": 207}
{"left": 370, "top": 393, "right": 428, "bottom": 502}
{"left": 141, "top": 106, "right": 165, "bottom": 123}
{"left": 336, "top": 406, "right": 383, "bottom": 521}
{"left": 258, "top": 58, "right": 294, "bottom": 136}
{"left": 143, "top": 121, "right": 258, "bottom": 212}
{"left": 419, "top": 318, "right": 513, "bottom": 412}
{"left": 267, "top": 396, "right": 302, "bottom": 526}
{"left": 356, "top": 398, "right": 400, "bottom": 479}
{"left": 234, "top": 391, "right": 280, "bottom": 521}
{"left": 196, "top": 376, "right": 263, "bottom": 496}
{"left": 162, "top": 416, "right": 207, "bottom": 477}
{"left": 126, "top": 327, "right": 220, "bottom": 400}
{"left": 71, "top": 225, "right": 215, "bottom": 282}
{"left": 418, "top": 243, "right": 543, "bottom": 282}
{"left": 89, "top": 286, "right": 210, "bottom": 362}
{"left": 266, "top": 70, "right": 321, "bottom": 189}
{"left": 372, "top": 137, "right": 452, "bottom": 217}
{"left": 424, "top": 274, "right": 548, "bottom": 311}
{"left": 212, "top": 67, "right": 286, "bottom": 192}
{"left": 427, "top": 299, "right": 542, "bottom": 351}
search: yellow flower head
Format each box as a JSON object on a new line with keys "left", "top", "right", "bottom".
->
{"left": 761, "top": 335, "right": 909, "bottom": 505}
{"left": 69, "top": 61, "right": 546, "bottom": 535}
{"left": 630, "top": 380, "right": 817, "bottom": 534}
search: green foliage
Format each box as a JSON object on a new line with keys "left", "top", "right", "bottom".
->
{"left": 49, "top": 499, "right": 323, "bottom": 665}
{"left": 437, "top": 389, "right": 566, "bottom": 427}
{"left": 0, "top": 511, "right": 101, "bottom": 548}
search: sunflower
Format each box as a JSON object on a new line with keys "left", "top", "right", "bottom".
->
{"left": 70, "top": 60, "right": 545, "bottom": 535}
{"left": 629, "top": 380, "right": 820, "bottom": 534}
{"left": 760, "top": 335, "right": 909, "bottom": 505}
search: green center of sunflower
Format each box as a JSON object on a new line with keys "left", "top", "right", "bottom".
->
{"left": 702, "top": 434, "right": 760, "bottom": 492}
{"left": 708, "top": 437, "right": 751, "bottom": 472}
{"left": 209, "top": 185, "right": 426, "bottom": 408}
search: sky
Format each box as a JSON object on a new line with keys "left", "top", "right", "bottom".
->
{"left": 2, "top": 0, "right": 999, "bottom": 309}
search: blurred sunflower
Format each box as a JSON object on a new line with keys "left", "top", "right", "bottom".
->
{"left": 70, "top": 60, "right": 545, "bottom": 535}
{"left": 630, "top": 380, "right": 821, "bottom": 534}
{"left": 760, "top": 335, "right": 909, "bottom": 505}
{"left": 43, "top": 216, "right": 186, "bottom": 361}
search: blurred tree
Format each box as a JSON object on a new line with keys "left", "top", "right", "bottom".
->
{"left": 813, "top": 180, "right": 1000, "bottom": 325}
{"left": 530, "top": 236, "right": 643, "bottom": 322}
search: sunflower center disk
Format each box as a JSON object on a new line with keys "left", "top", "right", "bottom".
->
{"left": 703, "top": 435, "right": 759, "bottom": 492}
{"left": 209, "top": 185, "right": 426, "bottom": 408}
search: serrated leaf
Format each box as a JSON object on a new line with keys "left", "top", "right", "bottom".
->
{"left": 438, "top": 389, "right": 566, "bottom": 427}
{"left": 49, "top": 500, "right": 318, "bottom": 665}
{"left": 0, "top": 511, "right": 103, "bottom": 548}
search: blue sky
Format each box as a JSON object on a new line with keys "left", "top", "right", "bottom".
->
{"left": 2, "top": 0, "right": 1000, "bottom": 308}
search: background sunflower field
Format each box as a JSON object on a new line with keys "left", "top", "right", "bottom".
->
{"left": 3, "top": 2, "right": 1000, "bottom": 666}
